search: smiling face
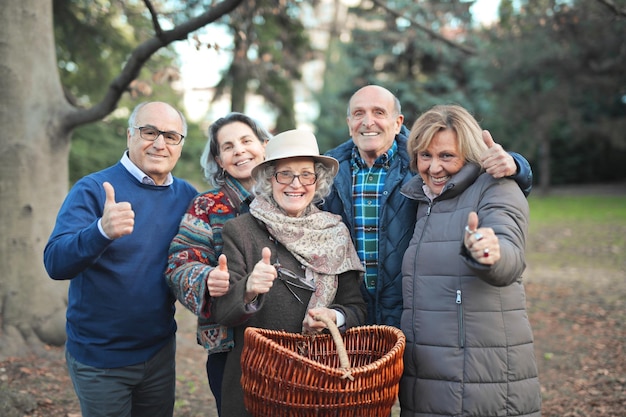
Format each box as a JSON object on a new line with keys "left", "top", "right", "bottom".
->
{"left": 272, "top": 157, "right": 316, "bottom": 217}
{"left": 417, "top": 129, "right": 465, "bottom": 195}
{"left": 215, "top": 121, "right": 267, "bottom": 190}
{"left": 347, "top": 86, "right": 404, "bottom": 167}
{"left": 127, "top": 102, "right": 185, "bottom": 185}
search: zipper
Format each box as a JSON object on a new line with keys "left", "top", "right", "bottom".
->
{"left": 456, "top": 289, "right": 464, "bottom": 348}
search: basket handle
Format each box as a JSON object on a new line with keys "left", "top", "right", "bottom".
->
{"left": 313, "top": 315, "right": 354, "bottom": 381}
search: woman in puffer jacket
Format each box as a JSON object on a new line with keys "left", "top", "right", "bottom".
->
{"left": 399, "top": 104, "right": 541, "bottom": 416}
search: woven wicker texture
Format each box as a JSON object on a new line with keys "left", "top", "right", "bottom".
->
{"left": 241, "top": 324, "right": 406, "bottom": 417}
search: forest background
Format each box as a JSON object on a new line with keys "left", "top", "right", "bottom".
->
{"left": 0, "top": 0, "right": 624, "bottom": 414}
{"left": 59, "top": 0, "right": 626, "bottom": 191}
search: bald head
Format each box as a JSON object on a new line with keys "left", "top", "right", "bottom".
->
{"left": 346, "top": 85, "right": 404, "bottom": 167}
{"left": 347, "top": 85, "right": 401, "bottom": 117}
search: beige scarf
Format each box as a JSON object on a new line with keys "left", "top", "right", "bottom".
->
{"left": 249, "top": 196, "right": 364, "bottom": 313}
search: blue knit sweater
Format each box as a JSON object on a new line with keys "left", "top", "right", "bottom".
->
{"left": 44, "top": 162, "right": 197, "bottom": 368}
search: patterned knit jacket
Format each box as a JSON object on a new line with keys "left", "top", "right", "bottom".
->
{"left": 165, "top": 177, "right": 251, "bottom": 353}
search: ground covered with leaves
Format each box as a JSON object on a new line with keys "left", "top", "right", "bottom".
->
{"left": 1, "top": 190, "right": 625, "bottom": 417}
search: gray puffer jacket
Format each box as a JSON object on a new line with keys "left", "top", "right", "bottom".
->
{"left": 399, "top": 163, "right": 541, "bottom": 417}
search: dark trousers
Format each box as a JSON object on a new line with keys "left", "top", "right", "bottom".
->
{"left": 206, "top": 351, "right": 228, "bottom": 416}
{"left": 66, "top": 338, "right": 176, "bottom": 417}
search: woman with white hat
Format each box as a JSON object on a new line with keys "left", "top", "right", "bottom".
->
{"left": 211, "top": 129, "right": 367, "bottom": 417}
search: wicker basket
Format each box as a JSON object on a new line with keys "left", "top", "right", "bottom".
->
{"left": 240, "top": 317, "right": 406, "bottom": 417}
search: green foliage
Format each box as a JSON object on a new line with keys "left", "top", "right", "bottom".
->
{"left": 173, "top": 122, "right": 209, "bottom": 188}
{"left": 315, "top": 0, "right": 626, "bottom": 187}
{"left": 313, "top": 39, "right": 358, "bottom": 151}
{"left": 475, "top": 0, "right": 626, "bottom": 185}
{"left": 59, "top": 0, "right": 626, "bottom": 189}
{"left": 211, "top": 0, "right": 311, "bottom": 131}
{"left": 53, "top": 0, "right": 179, "bottom": 105}
{"left": 56, "top": 0, "right": 200, "bottom": 185}
{"left": 69, "top": 120, "right": 127, "bottom": 183}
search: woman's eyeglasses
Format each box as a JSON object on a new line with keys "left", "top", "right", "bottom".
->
{"left": 274, "top": 171, "right": 317, "bottom": 186}
{"left": 274, "top": 263, "right": 315, "bottom": 304}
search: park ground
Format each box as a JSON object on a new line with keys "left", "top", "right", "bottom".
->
{"left": 1, "top": 183, "right": 625, "bottom": 417}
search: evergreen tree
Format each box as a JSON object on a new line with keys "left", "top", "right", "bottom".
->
{"left": 211, "top": 0, "right": 312, "bottom": 132}
{"left": 478, "top": 0, "right": 626, "bottom": 189}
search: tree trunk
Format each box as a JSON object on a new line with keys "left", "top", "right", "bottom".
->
{"left": 0, "top": 0, "right": 74, "bottom": 359}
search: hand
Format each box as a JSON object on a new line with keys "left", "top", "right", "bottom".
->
{"left": 206, "top": 254, "right": 229, "bottom": 297}
{"left": 101, "top": 182, "right": 134, "bottom": 239}
{"left": 303, "top": 307, "right": 335, "bottom": 333}
{"left": 244, "top": 247, "right": 276, "bottom": 303}
{"left": 480, "top": 130, "right": 517, "bottom": 178}
{"left": 464, "top": 211, "right": 500, "bottom": 265}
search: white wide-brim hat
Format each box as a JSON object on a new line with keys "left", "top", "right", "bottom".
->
{"left": 251, "top": 129, "right": 339, "bottom": 178}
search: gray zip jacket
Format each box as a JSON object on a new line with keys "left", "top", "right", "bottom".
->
{"left": 399, "top": 163, "right": 541, "bottom": 416}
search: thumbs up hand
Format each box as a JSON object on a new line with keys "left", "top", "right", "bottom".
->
{"left": 101, "top": 182, "right": 134, "bottom": 239}
{"left": 207, "top": 254, "right": 230, "bottom": 297}
{"left": 245, "top": 247, "right": 277, "bottom": 303}
{"left": 464, "top": 211, "right": 500, "bottom": 265}
{"left": 480, "top": 130, "right": 517, "bottom": 178}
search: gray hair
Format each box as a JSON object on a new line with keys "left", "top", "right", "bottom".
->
{"left": 128, "top": 101, "right": 188, "bottom": 137}
{"left": 201, "top": 112, "right": 272, "bottom": 188}
{"left": 252, "top": 161, "right": 334, "bottom": 207}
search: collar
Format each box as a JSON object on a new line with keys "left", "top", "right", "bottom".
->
{"left": 351, "top": 140, "right": 397, "bottom": 170}
{"left": 222, "top": 176, "right": 254, "bottom": 210}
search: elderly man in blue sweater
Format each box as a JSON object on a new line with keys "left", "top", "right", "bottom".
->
{"left": 44, "top": 101, "right": 197, "bottom": 417}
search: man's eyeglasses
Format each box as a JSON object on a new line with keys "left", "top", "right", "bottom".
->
{"left": 274, "top": 263, "right": 315, "bottom": 304}
{"left": 274, "top": 171, "right": 317, "bottom": 186}
{"left": 133, "top": 126, "right": 185, "bottom": 145}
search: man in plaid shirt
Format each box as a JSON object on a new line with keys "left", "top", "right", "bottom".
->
{"left": 323, "top": 85, "right": 533, "bottom": 327}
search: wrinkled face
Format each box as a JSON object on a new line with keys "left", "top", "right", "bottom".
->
{"left": 417, "top": 129, "right": 465, "bottom": 195}
{"left": 127, "top": 102, "right": 184, "bottom": 185}
{"left": 216, "top": 121, "right": 267, "bottom": 190}
{"left": 272, "top": 157, "right": 316, "bottom": 217}
{"left": 347, "top": 86, "right": 404, "bottom": 167}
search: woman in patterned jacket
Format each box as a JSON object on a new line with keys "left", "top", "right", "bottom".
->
{"left": 165, "top": 112, "right": 270, "bottom": 415}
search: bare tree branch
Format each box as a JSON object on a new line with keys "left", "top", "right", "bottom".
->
{"left": 143, "top": 0, "right": 164, "bottom": 37}
{"left": 63, "top": 0, "right": 245, "bottom": 130}
{"left": 596, "top": 0, "right": 626, "bottom": 18}
{"left": 370, "top": 0, "right": 476, "bottom": 55}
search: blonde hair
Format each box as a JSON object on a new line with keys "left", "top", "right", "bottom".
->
{"left": 407, "top": 104, "right": 487, "bottom": 172}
